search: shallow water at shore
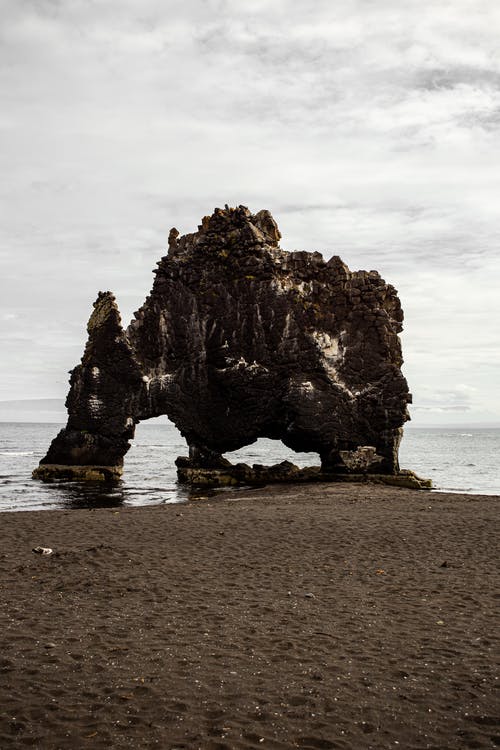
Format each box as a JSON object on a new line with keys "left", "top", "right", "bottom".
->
{"left": 0, "top": 421, "right": 498, "bottom": 511}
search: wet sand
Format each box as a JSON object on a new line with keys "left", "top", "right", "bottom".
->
{"left": 0, "top": 483, "right": 498, "bottom": 749}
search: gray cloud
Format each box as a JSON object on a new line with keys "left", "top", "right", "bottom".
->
{"left": 1, "top": 0, "right": 499, "bottom": 425}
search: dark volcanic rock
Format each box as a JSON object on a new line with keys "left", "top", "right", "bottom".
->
{"left": 35, "top": 292, "right": 142, "bottom": 476}
{"left": 34, "top": 205, "right": 414, "bottom": 483}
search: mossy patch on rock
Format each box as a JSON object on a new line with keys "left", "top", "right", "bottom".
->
{"left": 32, "top": 464, "right": 122, "bottom": 482}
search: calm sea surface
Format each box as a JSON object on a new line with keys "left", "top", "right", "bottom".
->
{"left": 0, "top": 421, "right": 498, "bottom": 512}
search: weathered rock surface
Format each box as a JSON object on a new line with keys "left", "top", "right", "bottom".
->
{"left": 34, "top": 205, "right": 419, "bottom": 485}
{"left": 176, "top": 461, "right": 431, "bottom": 490}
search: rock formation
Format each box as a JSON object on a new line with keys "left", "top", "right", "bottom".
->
{"left": 34, "top": 205, "right": 423, "bottom": 487}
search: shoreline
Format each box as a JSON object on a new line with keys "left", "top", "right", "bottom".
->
{"left": 2, "top": 479, "right": 500, "bottom": 516}
{"left": 1, "top": 482, "right": 498, "bottom": 749}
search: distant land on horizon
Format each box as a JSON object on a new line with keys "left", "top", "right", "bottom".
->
{"left": 0, "top": 399, "right": 498, "bottom": 430}
{"left": 0, "top": 399, "right": 169, "bottom": 425}
{"left": 0, "top": 398, "right": 68, "bottom": 424}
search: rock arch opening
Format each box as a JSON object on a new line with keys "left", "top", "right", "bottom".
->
{"left": 126, "top": 417, "right": 186, "bottom": 480}
{"left": 120, "top": 416, "right": 189, "bottom": 501}
{"left": 224, "top": 438, "right": 318, "bottom": 469}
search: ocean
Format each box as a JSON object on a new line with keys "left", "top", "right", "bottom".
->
{"left": 0, "top": 421, "right": 498, "bottom": 512}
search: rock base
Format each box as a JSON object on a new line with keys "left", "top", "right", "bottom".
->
{"left": 32, "top": 464, "right": 122, "bottom": 482}
{"left": 176, "top": 459, "right": 432, "bottom": 490}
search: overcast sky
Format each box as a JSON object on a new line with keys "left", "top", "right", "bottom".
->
{"left": 1, "top": 0, "right": 499, "bottom": 426}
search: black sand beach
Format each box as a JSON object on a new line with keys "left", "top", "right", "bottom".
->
{"left": 0, "top": 483, "right": 498, "bottom": 749}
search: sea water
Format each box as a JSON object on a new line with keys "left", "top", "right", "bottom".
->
{"left": 0, "top": 421, "right": 498, "bottom": 512}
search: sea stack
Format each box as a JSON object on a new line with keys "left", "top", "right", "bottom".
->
{"left": 34, "top": 205, "right": 426, "bottom": 488}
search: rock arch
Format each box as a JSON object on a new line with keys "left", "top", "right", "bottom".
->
{"left": 34, "top": 205, "right": 415, "bottom": 485}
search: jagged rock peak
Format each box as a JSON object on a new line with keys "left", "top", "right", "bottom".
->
{"left": 86, "top": 291, "right": 122, "bottom": 333}
{"left": 165, "top": 204, "right": 282, "bottom": 261}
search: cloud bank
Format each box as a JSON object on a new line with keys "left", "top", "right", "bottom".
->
{"left": 1, "top": 0, "right": 499, "bottom": 424}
